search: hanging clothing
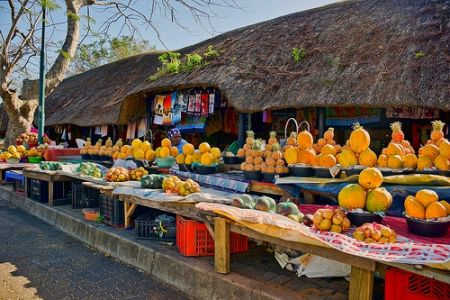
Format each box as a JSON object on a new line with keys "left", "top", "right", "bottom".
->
{"left": 223, "top": 108, "right": 238, "bottom": 135}
{"left": 172, "top": 91, "right": 182, "bottom": 124}
{"left": 153, "top": 95, "right": 165, "bottom": 125}
{"left": 94, "top": 126, "right": 102, "bottom": 135}
{"left": 162, "top": 95, "right": 172, "bottom": 125}
{"left": 209, "top": 93, "right": 215, "bottom": 114}
{"left": 201, "top": 93, "right": 209, "bottom": 117}
{"left": 137, "top": 118, "right": 147, "bottom": 138}
{"left": 263, "top": 110, "right": 273, "bottom": 123}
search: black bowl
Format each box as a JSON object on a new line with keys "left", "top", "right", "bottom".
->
{"left": 313, "top": 167, "right": 342, "bottom": 178}
{"left": 406, "top": 217, "right": 450, "bottom": 237}
{"left": 223, "top": 156, "right": 245, "bottom": 165}
{"left": 378, "top": 168, "right": 413, "bottom": 176}
{"left": 178, "top": 163, "right": 193, "bottom": 172}
{"left": 415, "top": 169, "right": 439, "bottom": 175}
{"left": 289, "top": 165, "right": 313, "bottom": 177}
{"left": 347, "top": 211, "right": 383, "bottom": 227}
{"left": 192, "top": 165, "right": 217, "bottom": 175}
{"left": 344, "top": 166, "right": 366, "bottom": 177}
{"left": 99, "top": 155, "right": 110, "bottom": 161}
{"left": 81, "top": 154, "right": 90, "bottom": 160}
{"left": 243, "top": 170, "right": 262, "bottom": 180}
{"left": 90, "top": 155, "right": 100, "bottom": 161}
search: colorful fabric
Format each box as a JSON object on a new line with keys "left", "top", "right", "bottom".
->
{"left": 170, "top": 166, "right": 249, "bottom": 193}
{"left": 195, "top": 203, "right": 450, "bottom": 265}
{"left": 168, "top": 128, "right": 180, "bottom": 139}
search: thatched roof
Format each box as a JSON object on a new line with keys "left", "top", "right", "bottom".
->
{"left": 122, "top": 0, "right": 450, "bottom": 116}
{"left": 45, "top": 52, "right": 162, "bottom": 126}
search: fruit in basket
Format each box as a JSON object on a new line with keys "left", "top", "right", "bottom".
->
{"left": 417, "top": 155, "right": 433, "bottom": 170}
{"left": 313, "top": 207, "right": 350, "bottom": 232}
{"left": 349, "top": 123, "right": 370, "bottom": 153}
{"left": 404, "top": 195, "right": 425, "bottom": 219}
{"left": 105, "top": 167, "right": 130, "bottom": 182}
{"left": 415, "top": 189, "right": 438, "bottom": 208}
{"left": 254, "top": 196, "right": 277, "bottom": 212}
{"left": 200, "top": 152, "right": 214, "bottom": 166}
{"left": 160, "top": 147, "right": 171, "bottom": 158}
{"left": 284, "top": 147, "right": 298, "bottom": 164}
{"left": 161, "top": 138, "right": 171, "bottom": 148}
{"left": 336, "top": 149, "right": 358, "bottom": 168}
{"left": 338, "top": 184, "right": 366, "bottom": 210}
{"left": 440, "top": 200, "right": 450, "bottom": 214}
{"left": 358, "top": 167, "right": 383, "bottom": 189}
{"left": 404, "top": 189, "right": 449, "bottom": 219}
{"left": 297, "top": 130, "right": 313, "bottom": 150}
{"left": 434, "top": 154, "right": 450, "bottom": 171}
{"left": 439, "top": 140, "right": 450, "bottom": 158}
{"left": 358, "top": 148, "right": 377, "bottom": 167}
{"left": 319, "top": 153, "right": 336, "bottom": 167}
{"left": 402, "top": 154, "right": 418, "bottom": 169}
{"left": 366, "top": 187, "right": 392, "bottom": 213}
{"left": 133, "top": 149, "right": 145, "bottom": 160}
{"left": 182, "top": 143, "right": 194, "bottom": 155}
{"left": 130, "top": 167, "right": 149, "bottom": 181}
{"left": 353, "top": 223, "right": 396, "bottom": 244}
{"left": 421, "top": 144, "right": 440, "bottom": 161}
{"left": 387, "top": 154, "right": 403, "bottom": 169}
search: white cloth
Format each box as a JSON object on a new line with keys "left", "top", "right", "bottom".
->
{"left": 137, "top": 119, "right": 147, "bottom": 138}
{"left": 95, "top": 126, "right": 102, "bottom": 135}
{"left": 100, "top": 125, "right": 108, "bottom": 137}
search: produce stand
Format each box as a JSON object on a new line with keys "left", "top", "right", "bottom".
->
{"left": 195, "top": 203, "right": 450, "bottom": 300}
{"left": 22, "top": 168, "right": 75, "bottom": 206}
{"left": 0, "top": 163, "right": 37, "bottom": 183}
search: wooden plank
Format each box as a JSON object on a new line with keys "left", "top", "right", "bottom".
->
{"left": 124, "top": 202, "right": 137, "bottom": 228}
{"left": 229, "top": 224, "right": 376, "bottom": 272}
{"left": 214, "top": 218, "right": 230, "bottom": 274}
{"left": 348, "top": 266, "right": 373, "bottom": 300}
{"left": 205, "top": 222, "right": 215, "bottom": 240}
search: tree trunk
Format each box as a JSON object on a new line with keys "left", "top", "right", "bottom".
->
{"left": 1, "top": 89, "right": 38, "bottom": 146}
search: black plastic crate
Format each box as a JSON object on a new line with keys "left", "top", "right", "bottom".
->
{"left": 99, "top": 194, "right": 124, "bottom": 226}
{"left": 27, "top": 178, "right": 72, "bottom": 205}
{"left": 135, "top": 209, "right": 176, "bottom": 241}
{"left": 72, "top": 183, "right": 100, "bottom": 209}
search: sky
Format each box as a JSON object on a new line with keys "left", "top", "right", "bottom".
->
{"left": 0, "top": 0, "right": 338, "bottom": 86}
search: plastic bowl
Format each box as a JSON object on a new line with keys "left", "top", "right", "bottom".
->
{"left": 82, "top": 208, "right": 99, "bottom": 221}
{"left": 405, "top": 216, "right": 450, "bottom": 237}
{"left": 347, "top": 211, "right": 383, "bottom": 227}
{"left": 6, "top": 158, "right": 20, "bottom": 164}
{"left": 243, "top": 170, "right": 262, "bottom": 180}
{"left": 155, "top": 157, "right": 176, "bottom": 168}
{"left": 378, "top": 168, "right": 412, "bottom": 176}
{"left": 28, "top": 156, "right": 42, "bottom": 163}
{"left": 289, "top": 165, "right": 313, "bottom": 177}
{"left": 178, "top": 163, "right": 192, "bottom": 172}
{"left": 81, "top": 154, "right": 90, "bottom": 160}
{"left": 223, "top": 156, "right": 245, "bottom": 165}
{"left": 192, "top": 165, "right": 217, "bottom": 175}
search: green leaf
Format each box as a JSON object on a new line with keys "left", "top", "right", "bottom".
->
{"left": 67, "top": 11, "right": 80, "bottom": 21}
{"left": 60, "top": 50, "right": 70, "bottom": 59}
{"left": 292, "top": 47, "right": 306, "bottom": 64}
{"left": 39, "top": 0, "right": 61, "bottom": 11}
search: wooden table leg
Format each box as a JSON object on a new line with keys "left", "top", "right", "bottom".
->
{"left": 214, "top": 218, "right": 230, "bottom": 274}
{"left": 349, "top": 265, "right": 374, "bottom": 300}
{"left": 48, "top": 180, "right": 54, "bottom": 206}
{"left": 124, "top": 202, "right": 137, "bottom": 228}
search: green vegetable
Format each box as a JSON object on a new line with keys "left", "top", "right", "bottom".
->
{"left": 141, "top": 174, "right": 167, "bottom": 189}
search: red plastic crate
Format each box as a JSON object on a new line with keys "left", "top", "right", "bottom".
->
{"left": 385, "top": 268, "right": 450, "bottom": 300}
{"left": 176, "top": 215, "right": 248, "bottom": 256}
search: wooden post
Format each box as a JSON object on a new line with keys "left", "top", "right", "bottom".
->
{"left": 238, "top": 113, "right": 246, "bottom": 147}
{"left": 214, "top": 218, "right": 230, "bottom": 274}
{"left": 349, "top": 265, "right": 374, "bottom": 300}
{"left": 124, "top": 202, "right": 137, "bottom": 228}
{"left": 317, "top": 107, "right": 325, "bottom": 137}
{"left": 247, "top": 113, "right": 252, "bottom": 131}
{"left": 48, "top": 180, "right": 54, "bottom": 206}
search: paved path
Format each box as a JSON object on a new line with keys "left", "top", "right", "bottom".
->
{"left": 0, "top": 201, "right": 190, "bottom": 300}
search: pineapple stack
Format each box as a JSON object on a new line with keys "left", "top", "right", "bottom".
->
{"left": 239, "top": 131, "right": 263, "bottom": 172}
{"left": 261, "top": 133, "right": 289, "bottom": 174}
{"left": 418, "top": 120, "right": 450, "bottom": 171}
{"left": 336, "top": 123, "right": 373, "bottom": 168}
{"left": 377, "top": 122, "right": 416, "bottom": 169}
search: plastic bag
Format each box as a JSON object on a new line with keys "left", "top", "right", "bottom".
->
{"left": 113, "top": 159, "right": 137, "bottom": 170}
{"left": 292, "top": 253, "right": 350, "bottom": 278}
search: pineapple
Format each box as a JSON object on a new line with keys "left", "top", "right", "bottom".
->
{"left": 246, "top": 130, "right": 255, "bottom": 145}
{"left": 268, "top": 131, "right": 278, "bottom": 145}
{"left": 390, "top": 122, "right": 404, "bottom": 143}
{"left": 431, "top": 120, "right": 445, "bottom": 142}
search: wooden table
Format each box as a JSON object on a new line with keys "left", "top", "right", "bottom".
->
{"left": 0, "top": 163, "right": 37, "bottom": 183}
{"left": 212, "top": 217, "right": 450, "bottom": 300}
{"left": 22, "top": 169, "right": 75, "bottom": 206}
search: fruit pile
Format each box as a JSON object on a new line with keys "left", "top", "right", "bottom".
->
{"left": 353, "top": 223, "right": 397, "bottom": 244}
{"left": 231, "top": 194, "right": 304, "bottom": 222}
{"left": 338, "top": 168, "right": 393, "bottom": 213}
{"left": 16, "top": 132, "right": 51, "bottom": 146}
{"left": 28, "top": 147, "right": 43, "bottom": 158}
{"left": 0, "top": 145, "right": 23, "bottom": 161}
{"left": 110, "top": 138, "right": 155, "bottom": 162}
{"left": 78, "top": 162, "right": 103, "bottom": 178}
{"left": 312, "top": 128, "right": 342, "bottom": 155}
{"left": 238, "top": 131, "right": 263, "bottom": 172}
{"left": 130, "top": 167, "right": 149, "bottom": 181}
{"left": 312, "top": 207, "right": 351, "bottom": 233}
{"left": 176, "top": 142, "right": 220, "bottom": 166}
{"left": 417, "top": 121, "right": 450, "bottom": 171}
{"left": 105, "top": 167, "right": 130, "bottom": 182}
{"left": 336, "top": 123, "right": 377, "bottom": 168}
{"left": 377, "top": 122, "right": 415, "bottom": 169}
{"left": 404, "top": 189, "right": 449, "bottom": 220}
{"left": 162, "top": 176, "right": 201, "bottom": 196}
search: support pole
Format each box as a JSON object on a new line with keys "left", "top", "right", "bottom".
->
{"left": 317, "top": 107, "right": 325, "bottom": 137}
{"left": 238, "top": 113, "right": 245, "bottom": 147}
{"left": 37, "top": 6, "right": 46, "bottom": 144}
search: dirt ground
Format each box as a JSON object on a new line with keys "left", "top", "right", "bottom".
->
{"left": 0, "top": 262, "right": 42, "bottom": 300}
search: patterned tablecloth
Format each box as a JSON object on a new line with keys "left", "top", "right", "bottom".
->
{"left": 196, "top": 202, "right": 450, "bottom": 265}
